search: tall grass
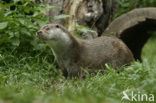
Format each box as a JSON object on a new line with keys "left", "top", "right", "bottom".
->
{"left": 0, "top": 37, "right": 155, "bottom": 103}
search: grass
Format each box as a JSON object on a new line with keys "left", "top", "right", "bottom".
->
{"left": 0, "top": 36, "right": 156, "bottom": 103}
{"left": 142, "top": 35, "right": 156, "bottom": 65}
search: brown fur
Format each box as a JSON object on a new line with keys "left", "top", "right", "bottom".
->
{"left": 37, "top": 24, "right": 135, "bottom": 78}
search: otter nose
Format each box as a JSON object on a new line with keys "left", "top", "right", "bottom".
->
{"left": 37, "top": 31, "right": 42, "bottom": 36}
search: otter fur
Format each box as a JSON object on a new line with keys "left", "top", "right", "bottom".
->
{"left": 37, "top": 24, "right": 135, "bottom": 77}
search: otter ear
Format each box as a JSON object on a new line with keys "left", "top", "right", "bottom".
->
{"left": 56, "top": 25, "right": 59, "bottom": 28}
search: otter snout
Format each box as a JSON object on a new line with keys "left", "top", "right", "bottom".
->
{"left": 36, "top": 30, "right": 49, "bottom": 40}
{"left": 36, "top": 31, "right": 42, "bottom": 37}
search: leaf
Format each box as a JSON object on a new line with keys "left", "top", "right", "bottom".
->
{"left": 73, "top": 25, "right": 96, "bottom": 33}
{"left": 33, "top": 12, "right": 39, "bottom": 17}
{"left": 54, "top": 14, "right": 72, "bottom": 20}
{"left": 24, "top": 7, "right": 31, "bottom": 13}
{"left": 11, "top": 38, "right": 20, "bottom": 47}
{"left": 8, "top": 32, "right": 14, "bottom": 38}
{"left": 20, "top": 28, "right": 31, "bottom": 36}
{"left": 4, "top": 11, "right": 12, "bottom": 17}
{"left": 13, "top": 0, "right": 21, "bottom": 4}
{"left": 18, "top": 19, "right": 25, "bottom": 25}
{"left": 47, "top": 6, "right": 61, "bottom": 9}
{"left": 0, "top": 22, "right": 8, "bottom": 30}
{"left": 31, "top": 40, "right": 46, "bottom": 50}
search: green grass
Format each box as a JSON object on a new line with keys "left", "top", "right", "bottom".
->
{"left": 142, "top": 36, "right": 156, "bottom": 65}
{"left": 0, "top": 37, "right": 156, "bottom": 103}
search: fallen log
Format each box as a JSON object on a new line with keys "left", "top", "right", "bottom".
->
{"left": 103, "top": 8, "right": 156, "bottom": 60}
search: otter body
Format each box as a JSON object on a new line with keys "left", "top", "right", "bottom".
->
{"left": 37, "top": 24, "right": 134, "bottom": 77}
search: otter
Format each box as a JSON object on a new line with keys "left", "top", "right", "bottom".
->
{"left": 36, "top": 24, "right": 135, "bottom": 77}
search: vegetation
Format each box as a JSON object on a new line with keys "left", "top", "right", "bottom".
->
{"left": 115, "top": 0, "right": 156, "bottom": 17}
{"left": 0, "top": 0, "right": 156, "bottom": 103}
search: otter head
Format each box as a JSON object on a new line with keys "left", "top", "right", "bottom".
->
{"left": 37, "top": 24, "right": 72, "bottom": 45}
{"left": 36, "top": 24, "right": 72, "bottom": 51}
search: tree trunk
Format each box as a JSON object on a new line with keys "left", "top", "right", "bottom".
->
{"left": 44, "top": 0, "right": 118, "bottom": 38}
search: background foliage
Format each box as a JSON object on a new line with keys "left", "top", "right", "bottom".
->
{"left": 115, "top": 0, "right": 156, "bottom": 17}
{"left": 0, "top": 0, "right": 156, "bottom": 103}
{"left": 0, "top": 0, "right": 50, "bottom": 53}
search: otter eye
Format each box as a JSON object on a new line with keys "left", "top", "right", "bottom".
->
{"left": 46, "top": 27, "right": 50, "bottom": 31}
{"left": 56, "top": 25, "right": 59, "bottom": 28}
